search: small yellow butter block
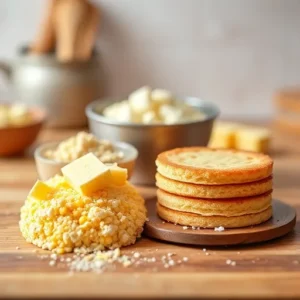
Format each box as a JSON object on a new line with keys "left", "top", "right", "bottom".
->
{"left": 208, "top": 121, "right": 238, "bottom": 148}
{"left": 109, "top": 164, "right": 128, "bottom": 186}
{"left": 235, "top": 127, "right": 270, "bottom": 153}
{"left": 29, "top": 180, "right": 53, "bottom": 200}
{"left": 61, "top": 153, "right": 111, "bottom": 196}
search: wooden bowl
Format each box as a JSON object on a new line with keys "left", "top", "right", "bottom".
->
{"left": 34, "top": 140, "right": 138, "bottom": 181}
{"left": 0, "top": 107, "right": 46, "bottom": 156}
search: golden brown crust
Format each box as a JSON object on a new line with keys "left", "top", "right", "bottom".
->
{"left": 156, "top": 173, "right": 273, "bottom": 199}
{"left": 157, "top": 203, "right": 272, "bottom": 228}
{"left": 157, "top": 189, "right": 272, "bottom": 217}
{"left": 156, "top": 147, "right": 273, "bottom": 185}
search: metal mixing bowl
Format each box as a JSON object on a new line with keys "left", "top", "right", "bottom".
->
{"left": 86, "top": 97, "right": 219, "bottom": 185}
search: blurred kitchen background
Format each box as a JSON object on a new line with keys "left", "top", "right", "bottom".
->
{"left": 0, "top": 0, "right": 299, "bottom": 122}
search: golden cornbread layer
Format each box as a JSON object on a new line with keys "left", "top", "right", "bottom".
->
{"left": 157, "top": 189, "right": 272, "bottom": 217}
{"left": 156, "top": 147, "right": 273, "bottom": 185}
{"left": 157, "top": 203, "right": 272, "bottom": 228}
{"left": 156, "top": 173, "right": 273, "bottom": 199}
{"left": 19, "top": 176, "right": 147, "bottom": 253}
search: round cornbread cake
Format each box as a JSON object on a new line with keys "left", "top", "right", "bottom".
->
{"left": 20, "top": 176, "right": 147, "bottom": 253}
{"left": 157, "top": 189, "right": 272, "bottom": 217}
{"left": 157, "top": 203, "right": 272, "bottom": 228}
{"left": 156, "top": 173, "right": 273, "bottom": 199}
{"left": 156, "top": 147, "right": 273, "bottom": 185}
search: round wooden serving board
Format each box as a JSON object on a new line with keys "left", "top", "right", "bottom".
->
{"left": 144, "top": 199, "right": 296, "bottom": 246}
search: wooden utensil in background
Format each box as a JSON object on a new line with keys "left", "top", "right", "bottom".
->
{"left": 29, "top": 0, "right": 100, "bottom": 62}
{"left": 30, "top": 0, "right": 57, "bottom": 54}
{"left": 54, "top": 0, "right": 89, "bottom": 62}
{"left": 75, "top": 2, "right": 100, "bottom": 61}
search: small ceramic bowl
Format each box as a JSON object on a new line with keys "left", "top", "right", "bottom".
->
{"left": 34, "top": 140, "right": 138, "bottom": 181}
{"left": 0, "top": 107, "right": 46, "bottom": 156}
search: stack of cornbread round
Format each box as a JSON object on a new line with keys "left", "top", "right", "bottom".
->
{"left": 155, "top": 147, "right": 274, "bottom": 228}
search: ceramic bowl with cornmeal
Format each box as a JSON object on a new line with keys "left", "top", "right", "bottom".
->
{"left": 34, "top": 132, "right": 138, "bottom": 181}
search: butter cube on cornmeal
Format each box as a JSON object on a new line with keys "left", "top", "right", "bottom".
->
{"left": 61, "top": 153, "right": 111, "bottom": 195}
{"left": 109, "top": 164, "right": 128, "bottom": 186}
{"left": 29, "top": 180, "right": 53, "bottom": 200}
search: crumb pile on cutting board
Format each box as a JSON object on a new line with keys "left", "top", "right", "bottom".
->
{"left": 20, "top": 153, "right": 147, "bottom": 254}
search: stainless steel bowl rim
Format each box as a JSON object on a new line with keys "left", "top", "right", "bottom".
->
{"left": 86, "top": 96, "right": 220, "bottom": 128}
{"left": 34, "top": 140, "right": 138, "bottom": 165}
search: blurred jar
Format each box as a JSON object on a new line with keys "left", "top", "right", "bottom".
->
{"left": 0, "top": 46, "right": 104, "bottom": 128}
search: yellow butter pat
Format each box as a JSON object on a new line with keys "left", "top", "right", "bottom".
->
{"left": 61, "top": 153, "right": 111, "bottom": 196}
{"left": 29, "top": 180, "right": 53, "bottom": 200}
{"left": 208, "top": 121, "right": 238, "bottom": 148}
{"left": 235, "top": 127, "right": 270, "bottom": 153}
{"left": 109, "top": 164, "right": 128, "bottom": 186}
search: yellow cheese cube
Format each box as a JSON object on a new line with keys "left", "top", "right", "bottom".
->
{"left": 208, "top": 121, "right": 238, "bottom": 148}
{"left": 235, "top": 127, "right": 270, "bottom": 153}
{"left": 61, "top": 153, "right": 111, "bottom": 196}
{"left": 29, "top": 180, "right": 53, "bottom": 200}
{"left": 109, "top": 164, "right": 128, "bottom": 186}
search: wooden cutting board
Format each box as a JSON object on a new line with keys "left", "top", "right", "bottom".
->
{"left": 0, "top": 128, "right": 300, "bottom": 299}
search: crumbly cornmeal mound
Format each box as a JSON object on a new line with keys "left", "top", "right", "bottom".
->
{"left": 45, "top": 131, "right": 124, "bottom": 163}
{"left": 19, "top": 176, "right": 147, "bottom": 254}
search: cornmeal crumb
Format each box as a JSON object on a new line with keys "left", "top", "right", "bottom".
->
{"left": 168, "top": 260, "right": 175, "bottom": 266}
{"left": 133, "top": 252, "right": 141, "bottom": 258}
{"left": 214, "top": 226, "right": 225, "bottom": 232}
{"left": 49, "top": 260, "right": 56, "bottom": 266}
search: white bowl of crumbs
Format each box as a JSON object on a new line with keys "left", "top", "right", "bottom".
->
{"left": 34, "top": 131, "right": 138, "bottom": 181}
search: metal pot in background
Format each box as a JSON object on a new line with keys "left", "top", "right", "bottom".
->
{"left": 0, "top": 46, "right": 104, "bottom": 128}
{"left": 86, "top": 97, "right": 220, "bottom": 185}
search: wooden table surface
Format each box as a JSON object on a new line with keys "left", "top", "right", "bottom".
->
{"left": 0, "top": 128, "right": 300, "bottom": 299}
